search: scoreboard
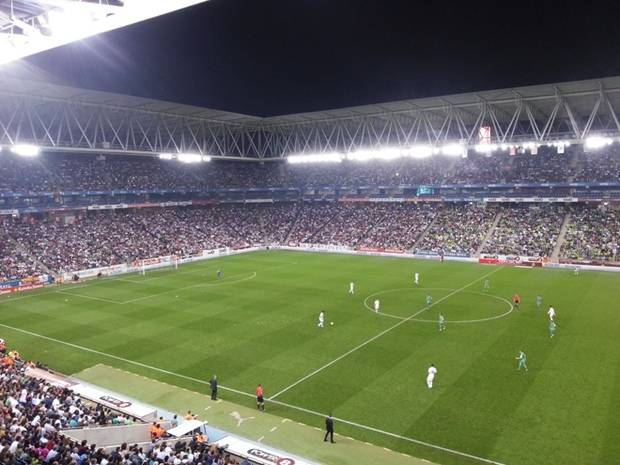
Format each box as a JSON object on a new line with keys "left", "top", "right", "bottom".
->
{"left": 416, "top": 186, "right": 436, "bottom": 196}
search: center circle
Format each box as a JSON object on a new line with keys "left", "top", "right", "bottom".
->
{"left": 363, "top": 287, "right": 513, "bottom": 324}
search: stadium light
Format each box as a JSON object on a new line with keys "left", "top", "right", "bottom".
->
{"left": 440, "top": 143, "right": 466, "bottom": 157}
{"left": 474, "top": 144, "right": 498, "bottom": 154}
{"left": 584, "top": 136, "right": 613, "bottom": 150}
{"left": 0, "top": 1, "right": 210, "bottom": 66}
{"left": 347, "top": 147, "right": 402, "bottom": 162}
{"left": 159, "top": 153, "right": 174, "bottom": 160}
{"left": 409, "top": 145, "right": 433, "bottom": 159}
{"left": 287, "top": 153, "right": 344, "bottom": 164}
{"left": 10, "top": 144, "right": 40, "bottom": 157}
{"left": 177, "top": 153, "right": 204, "bottom": 163}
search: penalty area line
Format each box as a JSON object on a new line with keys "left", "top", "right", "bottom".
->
{"left": 269, "top": 266, "right": 503, "bottom": 401}
{"left": 0, "top": 321, "right": 505, "bottom": 465}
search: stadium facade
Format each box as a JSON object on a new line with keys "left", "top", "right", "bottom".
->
{"left": 1, "top": 76, "right": 619, "bottom": 287}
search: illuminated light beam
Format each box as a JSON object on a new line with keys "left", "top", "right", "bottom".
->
{"left": 440, "top": 143, "right": 466, "bottom": 157}
{"left": 584, "top": 136, "right": 614, "bottom": 150}
{"left": 287, "top": 153, "right": 343, "bottom": 164}
{"left": 0, "top": 0, "right": 211, "bottom": 66}
{"left": 10, "top": 144, "right": 40, "bottom": 157}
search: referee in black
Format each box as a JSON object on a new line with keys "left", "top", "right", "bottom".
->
{"left": 210, "top": 375, "right": 218, "bottom": 400}
{"left": 324, "top": 413, "right": 335, "bottom": 443}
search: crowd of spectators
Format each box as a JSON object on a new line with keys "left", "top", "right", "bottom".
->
{"left": 357, "top": 204, "right": 437, "bottom": 250}
{"left": 287, "top": 203, "right": 338, "bottom": 244}
{"left": 572, "top": 151, "right": 620, "bottom": 182}
{"left": 2, "top": 202, "right": 620, "bottom": 282}
{"left": 1, "top": 147, "right": 619, "bottom": 193}
{"left": 0, "top": 234, "right": 40, "bottom": 282}
{"left": 0, "top": 206, "right": 264, "bottom": 279}
{"left": 416, "top": 205, "right": 498, "bottom": 256}
{"left": 289, "top": 203, "right": 438, "bottom": 249}
{"left": 561, "top": 207, "right": 620, "bottom": 261}
{"left": 0, "top": 360, "right": 247, "bottom": 465}
{"left": 481, "top": 205, "right": 567, "bottom": 257}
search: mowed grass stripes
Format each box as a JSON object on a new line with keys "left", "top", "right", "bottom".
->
{"left": 0, "top": 250, "right": 618, "bottom": 465}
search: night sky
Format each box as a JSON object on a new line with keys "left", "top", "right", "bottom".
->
{"left": 6, "top": 0, "right": 620, "bottom": 116}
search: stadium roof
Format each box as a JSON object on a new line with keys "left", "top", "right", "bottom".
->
{"left": 2, "top": 75, "right": 620, "bottom": 158}
{"left": 260, "top": 76, "right": 620, "bottom": 126}
{"left": 2, "top": 75, "right": 620, "bottom": 126}
{"left": 0, "top": 75, "right": 260, "bottom": 125}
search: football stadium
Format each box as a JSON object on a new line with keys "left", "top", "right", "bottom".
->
{"left": 1, "top": 2, "right": 619, "bottom": 465}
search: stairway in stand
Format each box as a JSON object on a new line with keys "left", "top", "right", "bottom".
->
{"left": 551, "top": 213, "right": 572, "bottom": 262}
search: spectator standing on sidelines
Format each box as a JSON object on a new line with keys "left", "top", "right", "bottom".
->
{"left": 324, "top": 413, "right": 335, "bottom": 443}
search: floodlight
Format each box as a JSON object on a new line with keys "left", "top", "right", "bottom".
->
{"left": 287, "top": 153, "right": 343, "bottom": 164}
{"left": 474, "top": 144, "right": 498, "bottom": 153}
{"left": 159, "top": 153, "right": 174, "bottom": 160}
{"left": 0, "top": 1, "right": 210, "bottom": 66}
{"left": 177, "top": 153, "right": 203, "bottom": 163}
{"left": 11, "top": 144, "right": 40, "bottom": 157}
{"left": 409, "top": 145, "right": 433, "bottom": 159}
{"left": 202, "top": 155, "right": 211, "bottom": 162}
{"left": 347, "top": 148, "right": 402, "bottom": 162}
{"left": 584, "top": 136, "right": 613, "bottom": 150}
{"left": 440, "top": 143, "right": 466, "bottom": 157}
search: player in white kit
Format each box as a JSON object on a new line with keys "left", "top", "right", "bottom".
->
{"left": 349, "top": 282, "right": 355, "bottom": 294}
{"left": 426, "top": 364, "right": 437, "bottom": 388}
{"left": 547, "top": 306, "right": 556, "bottom": 322}
{"left": 318, "top": 311, "right": 325, "bottom": 328}
{"left": 374, "top": 299, "right": 380, "bottom": 313}
{"left": 414, "top": 272, "right": 419, "bottom": 285}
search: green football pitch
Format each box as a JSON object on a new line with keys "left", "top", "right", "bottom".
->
{"left": 1, "top": 250, "right": 619, "bottom": 465}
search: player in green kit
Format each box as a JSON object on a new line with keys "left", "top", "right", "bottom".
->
{"left": 516, "top": 351, "right": 528, "bottom": 372}
{"left": 438, "top": 313, "right": 446, "bottom": 332}
{"left": 536, "top": 294, "right": 542, "bottom": 310}
{"left": 426, "top": 294, "right": 433, "bottom": 306}
{"left": 549, "top": 320, "right": 557, "bottom": 338}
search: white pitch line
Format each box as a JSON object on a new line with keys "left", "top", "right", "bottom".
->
{"left": 0, "top": 320, "right": 505, "bottom": 465}
{"left": 0, "top": 321, "right": 257, "bottom": 399}
{"left": 0, "top": 292, "right": 43, "bottom": 305}
{"left": 55, "top": 290, "right": 122, "bottom": 304}
{"left": 119, "top": 271, "right": 257, "bottom": 304}
{"left": 0, "top": 323, "right": 504, "bottom": 465}
{"left": 0, "top": 258, "right": 294, "bottom": 307}
{"left": 362, "top": 288, "right": 514, "bottom": 324}
{"left": 266, "top": 397, "right": 506, "bottom": 465}
{"left": 269, "top": 267, "right": 502, "bottom": 401}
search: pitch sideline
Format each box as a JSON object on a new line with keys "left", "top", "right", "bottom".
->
{"left": 0, "top": 320, "right": 505, "bottom": 465}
